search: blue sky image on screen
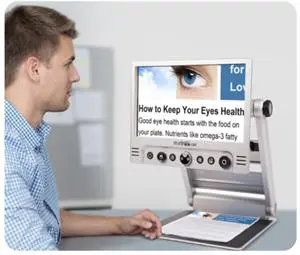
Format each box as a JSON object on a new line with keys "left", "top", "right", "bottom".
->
{"left": 138, "top": 66, "right": 177, "bottom": 100}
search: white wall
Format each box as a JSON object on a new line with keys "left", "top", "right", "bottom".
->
{"left": 14, "top": 2, "right": 297, "bottom": 210}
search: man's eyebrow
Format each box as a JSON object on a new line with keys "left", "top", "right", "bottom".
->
{"left": 64, "top": 55, "right": 75, "bottom": 66}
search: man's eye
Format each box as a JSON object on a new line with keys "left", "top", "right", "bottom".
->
{"left": 180, "top": 69, "right": 207, "bottom": 88}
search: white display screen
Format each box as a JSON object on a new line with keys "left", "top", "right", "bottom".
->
{"left": 136, "top": 63, "right": 247, "bottom": 143}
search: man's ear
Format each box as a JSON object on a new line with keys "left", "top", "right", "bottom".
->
{"left": 25, "top": 56, "right": 41, "bottom": 82}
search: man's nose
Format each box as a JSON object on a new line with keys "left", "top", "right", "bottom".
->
{"left": 71, "top": 65, "right": 80, "bottom": 83}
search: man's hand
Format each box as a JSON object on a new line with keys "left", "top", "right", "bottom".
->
{"left": 117, "top": 209, "right": 162, "bottom": 239}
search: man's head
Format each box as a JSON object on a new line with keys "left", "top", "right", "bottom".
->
{"left": 5, "top": 5, "right": 80, "bottom": 112}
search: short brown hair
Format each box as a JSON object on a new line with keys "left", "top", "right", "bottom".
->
{"left": 5, "top": 5, "right": 78, "bottom": 88}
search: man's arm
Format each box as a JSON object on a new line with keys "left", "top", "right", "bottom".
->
{"left": 60, "top": 209, "right": 123, "bottom": 236}
{"left": 5, "top": 158, "right": 58, "bottom": 250}
{"left": 60, "top": 209, "right": 162, "bottom": 239}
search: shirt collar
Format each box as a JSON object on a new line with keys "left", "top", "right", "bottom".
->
{"left": 5, "top": 99, "right": 51, "bottom": 149}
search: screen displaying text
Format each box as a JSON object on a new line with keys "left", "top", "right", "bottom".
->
{"left": 137, "top": 64, "right": 246, "bottom": 143}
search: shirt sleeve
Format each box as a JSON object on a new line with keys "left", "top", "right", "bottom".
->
{"left": 5, "top": 141, "right": 58, "bottom": 250}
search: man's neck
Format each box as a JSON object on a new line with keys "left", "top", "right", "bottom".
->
{"left": 5, "top": 86, "right": 44, "bottom": 129}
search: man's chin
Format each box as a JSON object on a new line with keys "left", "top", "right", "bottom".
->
{"left": 48, "top": 102, "right": 70, "bottom": 113}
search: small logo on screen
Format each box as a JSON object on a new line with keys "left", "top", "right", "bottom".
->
{"left": 173, "top": 141, "right": 196, "bottom": 147}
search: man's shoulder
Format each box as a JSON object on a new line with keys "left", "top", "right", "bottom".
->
{"left": 5, "top": 121, "right": 36, "bottom": 171}
{"left": 5, "top": 121, "right": 25, "bottom": 151}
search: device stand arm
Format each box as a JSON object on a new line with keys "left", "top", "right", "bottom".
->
{"left": 252, "top": 99, "right": 276, "bottom": 216}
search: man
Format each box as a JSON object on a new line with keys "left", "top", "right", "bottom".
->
{"left": 5, "top": 5, "right": 162, "bottom": 250}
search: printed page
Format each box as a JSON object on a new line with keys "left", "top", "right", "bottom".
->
{"left": 163, "top": 211, "right": 259, "bottom": 243}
